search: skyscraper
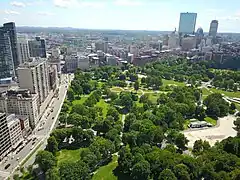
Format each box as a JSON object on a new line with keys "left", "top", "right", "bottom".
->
{"left": 28, "top": 37, "right": 47, "bottom": 58}
{"left": 0, "top": 28, "right": 15, "bottom": 79}
{"left": 178, "top": 12, "right": 197, "bottom": 35}
{"left": 17, "top": 37, "right": 30, "bottom": 64}
{"left": 3, "top": 22, "right": 19, "bottom": 68}
{"left": 209, "top": 20, "right": 218, "bottom": 37}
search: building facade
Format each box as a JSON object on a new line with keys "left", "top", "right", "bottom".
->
{"left": 209, "top": 20, "right": 218, "bottom": 37}
{"left": 0, "top": 89, "right": 39, "bottom": 128}
{"left": 17, "top": 59, "right": 50, "bottom": 103}
{"left": 0, "top": 28, "right": 15, "bottom": 79}
{"left": 28, "top": 37, "right": 47, "bottom": 58}
{"left": 0, "top": 113, "right": 12, "bottom": 160}
{"left": 178, "top": 12, "right": 197, "bottom": 34}
{"left": 7, "top": 114, "right": 23, "bottom": 150}
{"left": 17, "top": 38, "right": 30, "bottom": 64}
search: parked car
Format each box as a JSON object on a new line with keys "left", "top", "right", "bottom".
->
{"left": 4, "top": 164, "right": 10, "bottom": 169}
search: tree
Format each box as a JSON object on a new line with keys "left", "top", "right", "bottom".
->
{"left": 107, "top": 107, "right": 120, "bottom": 121}
{"left": 158, "top": 169, "right": 177, "bottom": 180}
{"left": 46, "top": 136, "right": 58, "bottom": 155}
{"left": 130, "top": 160, "right": 151, "bottom": 180}
{"left": 59, "top": 161, "right": 90, "bottom": 180}
{"left": 67, "top": 88, "right": 75, "bottom": 101}
{"left": 175, "top": 133, "right": 189, "bottom": 152}
{"left": 35, "top": 150, "right": 57, "bottom": 172}
{"left": 234, "top": 118, "right": 240, "bottom": 136}
{"left": 141, "top": 77, "right": 146, "bottom": 84}
{"left": 174, "top": 164, "right": 190, "bottom": 180}
{"left": 45, "top": 168, "right": 60, "bottom": 180}
{"left": 134, "top": 81, "right": 140, "bottom": 91}
{"left": 118, "top": 145, "right": 133, "bottom": 174}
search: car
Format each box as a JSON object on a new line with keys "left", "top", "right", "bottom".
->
{"left": 4, "top": 164, "right": 10, "bottom": 169}
{"left": 30, "top": 146, "right": 34, "bottom": 150}
{"left": 51, "top": 109, "right": 53, "bottom": 112}
{"left": 52, "top": 117, "right": 54, "bottom": 119}
{"left": 16, "top": 157, "right": 20, "bottom": 161}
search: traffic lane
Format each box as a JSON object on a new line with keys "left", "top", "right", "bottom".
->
{"left": 0, "top": 137, "right": 42, "bottom": 172}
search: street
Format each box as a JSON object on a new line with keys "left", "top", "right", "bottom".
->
{"left": 0, "top": 73, "right": 73, "bottom": 180}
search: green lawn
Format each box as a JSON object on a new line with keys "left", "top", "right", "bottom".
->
{"left": 57, "top": 148, "right": 85, "bottom": 165}
{"left": 147, "top": 93, "right": 159, "bottom": 104}
{"left": 204, "top": 117, "right": 217, "bottom": 126}
{"left": 72, "top": 96, "right": 88, "bottom": 105}
{"left": 210, "top": 88, "right": 240, "bottom": 98}
{"left": 201, "top": 88, "right": 212, "bottom": 96}
{"left": 92, "top": 155, "right": 118, "bottom": 180}
{"left": 162, "top": 79, "right": 185, "bottom": 87}
{"left": 110, "top": 87, "right": 123, "bottom": 92}
{"left": 96, "top": 99, "right": 109, "bottom": 117}
{"left": 235, "top": 103, "right": 240, "bottom": 111}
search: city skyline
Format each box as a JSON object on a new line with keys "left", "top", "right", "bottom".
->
{"left": 0, "top": 0, "right": 240, "bottom": 33}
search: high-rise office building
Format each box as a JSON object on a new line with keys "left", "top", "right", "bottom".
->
{"left": 0, "top": 113, "right": 12, "bottom": 160}
{"left": 0, "top": 28, "right": 15, "bottom": 79}
{"left": 17, "top": 58, "right": 50, "bottom": 103}
{"left": 28, "top": 37, "right": 47, "bottom": 58}
{"left": 17, "top": 37, "right": 30, "bottom": 64}
{"left": 209, "top": 20, "right": 218, "bottom": 37}
{"left": 178, "top": 12, "right": 197, "bottom": 34}
{"left": 3, "top": 22, "right": 19, "bottom": 68}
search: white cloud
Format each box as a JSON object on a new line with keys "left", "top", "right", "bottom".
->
{"left": 4, "top": 10, "right": 20, "bottom": 15}
{"left": 53, "top": 0, "right": 79, "bottom": 8}
{"left": 37, "top": 11, "right": 55, "bottom": 16}
{"left": 10, "top": 1, "right": 26, "bottom": 7}
{"left": 3, "top": 18, "right": 9, "bottom": 21}
{"left": 80, "top": 2, "right": 105, "bottom": 8}
{"left": 115, "top": 0, "right": 143, "bottom": 6}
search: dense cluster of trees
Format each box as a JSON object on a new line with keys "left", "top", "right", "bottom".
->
{"left": 30, "top": 59, "right": 240, "bottom": 180}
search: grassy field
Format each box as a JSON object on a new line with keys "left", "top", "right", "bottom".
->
{"left": 204, "top": 117, "right": 217, "bottom": 126}
{"left": 96, "top": 99, "right": 109, "bottom": 117}
{"left": 210, "top": 88, "right": 240, "bottom": 98}
{"left": 92, "top": 155, "right": 118, "bottom": 180}
{"left": 57, "top": 148, "right": 85, "bottom": 165}
{"left": 162, "top": 79, "right": 185, "bottom": 87}
{"left": 201, "top": 88, "right": 212, "bottom": 96}
{"left": 72, "top": 96, "right": 88, "bottom": 105}
{"left": 235, "top": 103, "right": 240, "bottom": 111}
{"left": 147, "top": 93, "right": 159, "bottom": 104}
{"left": 110, "top": 87, "right": 123, "bottom": 92}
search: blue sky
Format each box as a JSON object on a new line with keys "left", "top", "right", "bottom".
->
{"left": 0, "top": 0, "right": 240, "bottom": 32}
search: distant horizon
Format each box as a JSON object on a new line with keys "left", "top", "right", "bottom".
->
{"left": 1, "top": 0, "right": 240, "bottom": 33}
{"left": 16, "top": 25, "right": 240, "bottom": 34}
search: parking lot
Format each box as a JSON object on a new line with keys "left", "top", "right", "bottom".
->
{"left": 184, "top": 115, "right": 237, "bottom": 148}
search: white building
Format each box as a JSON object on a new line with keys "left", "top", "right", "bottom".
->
{"left": 0, "top": 113, "right": 11, "bottom": 160}
{"left": 17, "top": 58, "right": 50, "bottom": 103}
{"left": 17, "top": 38, "right": 30, "bottom": 64}
{"left": 78, "top": 56, "right": 89, "bottom": 70}
{"left": 181, "top": 36, "right": 197, "bottom": 51}
{"left": 0, "top": 89, "right": 39, "bottom": 128}
{"left": 7, "top": 114, "right": 23, "bottom": 150}
{"left": 52, "top": 48, "right": 61, "bottom": 59}
{"left": 168, "top": 31, "right": 179, "bottom": 49}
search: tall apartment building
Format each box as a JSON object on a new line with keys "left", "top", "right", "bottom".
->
{"left": 17, "top": 59, "right": 50, "bottom": 103}
{"left": 209, "top": 20, "right": 219, "bottom": 37}
{"left": 0, "top": 28, "right": 15, "bottom": 79}
{"left": 0, "top": 89, "right": 39, "bottom": 128}
{"left": 0, "top": 113, "right": 12, "bottom": 160}
{"left": 3, "top": 22, "right": 19, "bottom": 68}
{"left": 7, "top": 114, "right": 23, "bottom": 150}
{"left": 17, "top": 38, "right": 30, "bottom": 64}
{"left": 28, "top": 37, "right": 47, "bottom": 58}
{"left": 178, "top": 12, "right": 197, "bottom": 35}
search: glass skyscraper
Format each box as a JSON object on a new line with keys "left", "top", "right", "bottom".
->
{"left": 178, "top": 12, "right": 197, "bottom": 35}
{"left": 0, "top": 28, "right": 15, "bottom": 79}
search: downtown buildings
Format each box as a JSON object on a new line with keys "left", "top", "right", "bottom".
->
{"left": 28, "top": 37, "right": 47, "bottom": 58}
{"left": 209, "top": 20, "right": 219, "bottom": 37}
